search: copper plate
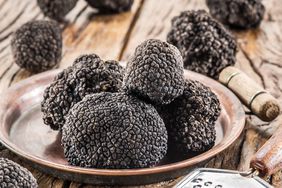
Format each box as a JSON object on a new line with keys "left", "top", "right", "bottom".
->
{"left": 0, "top": 69, "right": 245, "bottom": 185}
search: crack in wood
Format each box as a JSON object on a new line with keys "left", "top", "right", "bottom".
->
{"left": 118, "top": 0, "right": 145, "bottom": 60}
{"left": 0, "top": 3, "right": 28, "bottom": 35}
{"left": 240, "top": 46, "right": 266, "bottom": 88}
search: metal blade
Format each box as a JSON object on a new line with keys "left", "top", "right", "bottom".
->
{"left": 174, "top": 168, "right": 273, "bottom": 188}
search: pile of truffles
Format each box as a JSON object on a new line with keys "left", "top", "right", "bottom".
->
{"left": 0, "top": 158, "right": 38, "bottom": 187}
{"left": 42, "top": 39, "right": 221, "bottom": 169}
{"left": 206, "top": 0, "right": 265, "bottom": 29}
{"left": 167, "top": 10, "right": 237, "bottom": 79}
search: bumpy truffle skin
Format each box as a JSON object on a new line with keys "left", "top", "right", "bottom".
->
{"left": 11, "top": 20, "right": 62, "bottom": 73}
{"left": 123, "top": 39, "right": 185, "bottom": 105}
{"left": 62, "top": 92, "right": 168, "bottom": 169}
{"left": 206, "top": 0, "right": 265, "bottom": 29}
{"left": 0, "top": 158, "right": 38, "bottom": 188}
{"left": 41, "top": 54, "right": 124, "bottom": 130}
{"left": 167, "top": 10, "right": 237, "bottom": 79}
{"left": 86, "top": 0, "right": 133, "bottom": 13}
{"left": 157, "top": 80, "right": 221, "bottom": 155}
{"left": 37, "top": 0, "right": 78, "bottom": 21}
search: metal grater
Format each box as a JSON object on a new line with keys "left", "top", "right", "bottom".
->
{"left": 174, "top": 168, "right": 273, "bottom": 188}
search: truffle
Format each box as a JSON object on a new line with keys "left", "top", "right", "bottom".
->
{"left": 206, "top": 0, "right": 265, "bottom": 29}
{"left": 37, "top": 0, "right": 78, "bottom": 21}
{"left": 85, "top": 0, "right": 133, "bottom": 13}
{"left": 123, "top": 39, "right": 185, "bottom": 105}
{"left": 62, "top": 92, "right": 168, "bottom": 169}
{"left": 0, "top": 158, "right": 38, "bottom": 188}
{"left": 157, "top": 79, "right": 221, "bottom": 154}
{"left": 11, "top": 20, "right": 62, "bottom": 73}
{"left": 167, "top": 10, "right": 237, "bottom": 79}
{"left": 41, "top": 54, "right": 124, "bottom": 130}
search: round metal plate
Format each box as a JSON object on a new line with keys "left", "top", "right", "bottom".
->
{"left": 0, "top": 69, "right": 245, "bottom": 185}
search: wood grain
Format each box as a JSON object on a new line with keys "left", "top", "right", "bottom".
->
{"left": 1, "top": 0, "right": 282, "bottom": 187}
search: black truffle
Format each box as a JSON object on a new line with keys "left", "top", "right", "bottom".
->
{"left": 167, "top": 10, "right": 237, "bottom": 79}
{"left": 123, "top": 39, "right": 185, "bottom": 105}
{"left": 11, "top": 20, "right": 62, "bottom": 73}
{"left": 86, "top": 0, "right": 133, "bottom": 13}
{"left": 0, "top": 158, "right": 38, "bottom": 188}
{"left": 157, "top": 80, "right": 221, "bottom": 155}
{"left": 41, "top": 54, "right": 124, "bottom": 130}
{"left": 206, "top": 0, "right": 265, "bottom": 29}
{"left": 37, "top": 0, "right": 78, "bottom": 21}
{"left": 62, "top": 92, "right": 168, "bottom": 169}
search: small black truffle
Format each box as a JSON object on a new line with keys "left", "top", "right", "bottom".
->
{"left": 206, "top": 0, "right": 265, "bottom": 29}
{"left": 157, "top": 80, "right": 221, "bottom": 155}
{"left": 11, "top": 20, "right": 62, "bottom": 73}
{"left": 85, "top": 0, "right": 133, "bottom": 13}
{"left": 0, "top": 158, "right": 38, "bottom": 188}
{"left": 41, "top": 54, "right": 124, "bottom": 130}
{"left": 167, "top": 10, "right": 237, "bottom": 79}
{"left": 123, "top": 39, "right": 185, "bottom": 105}
{"left": 62, "top": 92, "right": 168, "bottom": 169}
{"left": 37, "top": 0, "right": 78, "bottom": 21}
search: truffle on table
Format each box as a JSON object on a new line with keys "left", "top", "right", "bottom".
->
{"left": 85, "top": 0, "right": 134, "bottom": 13}
{"left": 37, "top": 0, "right": 78, "bottom": 21}
{"left": 62, "top": 92, "right": 168, "bottom": 169}
{"left": 41, "top": 54, "right": 124, "bottom": 131}
{"left": 157, "top": 79, "right": 221, "bottom": 155}
{"left": 11, "top": 20, "right": 62, "bottom": 73}
{"left": 0, "top": 158, "right": 38, "bottom": 188}
{"left": 167, "top": 10, "right": 237, "bottom": 79}
{"left": 206, "top": 0, "right": 265, "bottom": 29}
{"left": 123, "top": 39, "right": 185, "bottom": 105}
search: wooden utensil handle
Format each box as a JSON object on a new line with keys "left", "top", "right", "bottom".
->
{"left": 219, "top": 66, "right": 280, "bottom": 122}
{"left": 251, "top": 125, "right": 282, "bottom": 176}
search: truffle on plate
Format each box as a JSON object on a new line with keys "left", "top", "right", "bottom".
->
{"left": 206, "top": 0, "right": 265, "bottom": 29}
{"left": 11, "top": 20, "right": 62, "bottom": 73}
{"left": 85, "top": 0, "right": 133, "bottom": 13}
{"left": 157, "top": 79, "right": 221, "bottom": 155}
{"left": 0, "top": 158, "right": 38, "bottom": 188}
{"left": 167, "top": 10, "right": 237, "bottom": 79}
{"left": 62, "top": 92, "right": 168, "bottom": 169}
{"left": 123, "top": 39, "right": 185, "bottom": 105}
{"left": 37, "top": 0, "right": 78, "bottom": 21}
{"left": 41, "top": 54, "right": 124, "bottom": 130}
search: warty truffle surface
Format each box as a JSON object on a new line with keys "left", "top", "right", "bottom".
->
{"left": 62, "top": 92, "right": 168, "bottom": 169}
{"left": 123, "top": 39, "right": 185, "bottom": 104}
{"left": 41, "top": 54, "right": 124, "bottom": 130}
{"left": 0, "top": 158, "right": 38, "bottom": 188}
{"left": 11, "top": 20, "right": 62, "bottom": 73}
{"left": 167, "top": 10, "right": 237, "bottom": 79}
{"left": 37, "top": 0, "right": 78, "bottom": 21}
{"left": 206, "top": 0, "right": 265, "bottom": 29}
{"left": 157, "top": 79, "right": 221, "bottom": 155}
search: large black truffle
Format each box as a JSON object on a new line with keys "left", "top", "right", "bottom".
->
{"left": 11, "top": 20, "right": 62, "bottom": 73}
{"left": 167, "top": 10, "right": 237, "bottom": 79}
{"left": 37, "top": 0, "right": 78, "bottom": 21}
{"left": 41, "top": 54, "right": 124, "bottom": 130}
{"left": 123, "top": 39, "right": 185, "bottom": 105}
{"left": 157, "top": 80, "right": 221, "bottom": 155}
{"left": 206, "top": 0, "right": 265, "bottom": 29}
{"left": 85, "top": 0, "right": 133, "bottom": 13}
{"left": 62, "top": 92, "right": 168, "bottom": 169}
{"left": 0, "top": 158, "right": 38, "bottom": 188}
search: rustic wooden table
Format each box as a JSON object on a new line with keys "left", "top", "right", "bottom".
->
{"left": 0, "top": 0, "right": 282, "bottom": 187}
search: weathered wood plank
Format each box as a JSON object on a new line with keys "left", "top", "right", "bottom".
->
{"left": 0, "top": 0, "right": 282, "bottom": 187}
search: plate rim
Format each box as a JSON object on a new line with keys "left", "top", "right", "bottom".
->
{"left": 0, "top": 69, "right": 245, "bottom": 177}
